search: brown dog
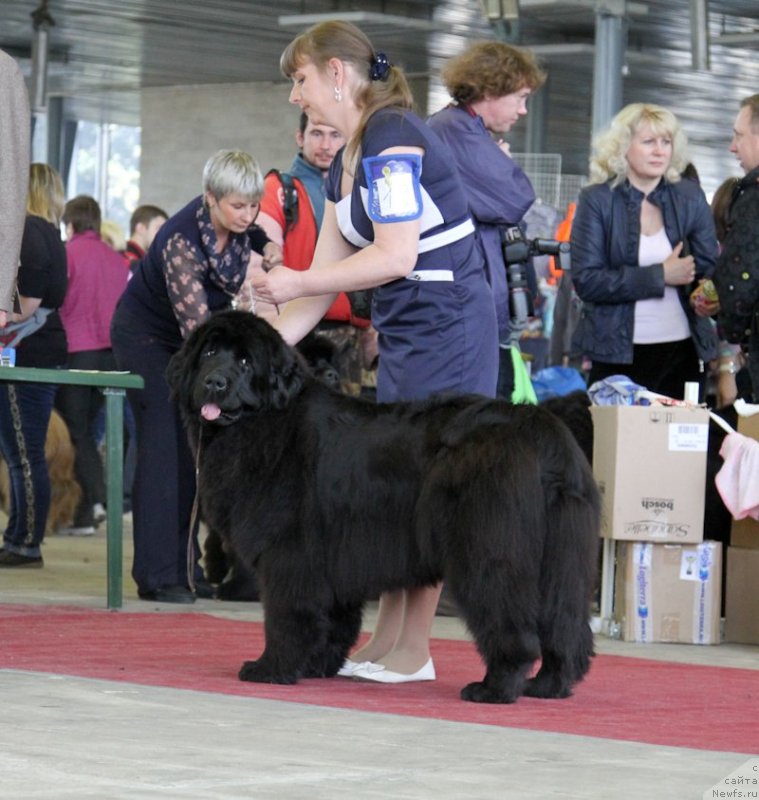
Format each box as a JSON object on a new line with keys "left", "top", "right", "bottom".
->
{"left": 0, "top": 409, "right": 81, "bottom": 535}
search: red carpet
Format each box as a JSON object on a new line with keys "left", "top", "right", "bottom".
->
{"left": 1, "top": 604, "right": 756, "bottom": 754}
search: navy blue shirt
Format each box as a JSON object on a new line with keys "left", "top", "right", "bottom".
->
{"left": 325, "top": 108, "right": 498, "bottom": 402}
{"left": 118, "top": 196, "right": 254, "bottom": 346}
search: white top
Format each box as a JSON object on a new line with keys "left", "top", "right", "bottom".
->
{"left": 633, "top": 227, "right": 691, "bottom": 344}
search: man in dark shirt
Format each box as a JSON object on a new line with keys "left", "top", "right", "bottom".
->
{"left": 714, "top": 94, "right": 759, "bottom": 399}
{"left": 124, "top": 204, "right": 168, "bottom": 270}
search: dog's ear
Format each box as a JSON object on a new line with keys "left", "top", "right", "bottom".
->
{"left": 266, "top": 336, "right": 305, "bottom": 410}
{"left": 166, "top": 330, "right": 200, "bottom": 407}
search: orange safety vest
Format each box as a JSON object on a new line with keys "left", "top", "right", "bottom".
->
{"left": 548, "top": 201, "right": 576, "bottom": 285}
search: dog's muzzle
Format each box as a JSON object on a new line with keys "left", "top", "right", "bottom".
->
{"left": 198, "top": 371, "right": 242, "bottom": 424}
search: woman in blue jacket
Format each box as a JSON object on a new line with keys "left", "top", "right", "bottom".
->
{"left": 571, "top": 103, "right": 719, "bottom": 400}
{"left": 427, "top": 41, "right": 545, "bottom": 399}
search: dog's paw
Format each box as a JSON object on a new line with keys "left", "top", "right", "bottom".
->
{"left": 238, "top": 660, "right": 298, "bottom": 684}
{"left": 523, "top": 674, "right": 572, "bottom": 699}
{"left": 217, "top": 578, "right": 259, "bottom": 602}
{"left": 460, "top": 680, "right": 518, "bottom": 704}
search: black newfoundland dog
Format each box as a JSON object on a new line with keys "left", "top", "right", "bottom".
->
{"left": 167, "top": 310, "right": 600, "bottom": 703}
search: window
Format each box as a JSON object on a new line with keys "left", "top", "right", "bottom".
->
{"left": 66, "top": 122, "right": 141, "bottom": 239}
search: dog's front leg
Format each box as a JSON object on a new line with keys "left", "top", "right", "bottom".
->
{"left": 303, "top": 600, "right": 364, "bottom": 678}
{"left": 239, "top": 601, "right": 325, "bottom": 685}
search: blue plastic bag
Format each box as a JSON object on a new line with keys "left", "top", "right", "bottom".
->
{"left": 531, "top": 366, "right": 587, "bottom": 402}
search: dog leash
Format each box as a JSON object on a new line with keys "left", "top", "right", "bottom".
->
{"left": 186, "top": 430, "right": 203, "bottom": 594}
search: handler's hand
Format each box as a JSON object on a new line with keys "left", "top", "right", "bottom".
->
{"left": 717, "top": 372, "right": 738, "bottom": 409}
{"left": 690, "top": 279, "right": 720, "bottom": 318}
{"left": 262, "top": 241, "right": 283, "bottom": 271}
{"left": 250, "top": 265, "right": 305, "bottom": 305}
{"left": 0, "top": 310, "right": 7, "bottom": 329}
{"left": 692, "top": 295, "right": 720, "bottom": 318}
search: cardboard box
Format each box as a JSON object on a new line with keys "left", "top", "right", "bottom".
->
{"left": 614, "top": 541, "right": 722, "bottom": 644}
{"left": 728, "top": 415, "right": 759, "bottom": 550}
{"left": 725, "top": 546, "right": 759, "bottom": 644}
{"left": 591, "top": 405, "right": 709, "bottom": 543}
{"left": 730, "top": 517, "right": 759, "bottom": 549}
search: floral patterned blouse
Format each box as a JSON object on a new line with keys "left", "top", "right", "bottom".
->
{"left": 163, "top": 202, "right": 251, "bottom": 338}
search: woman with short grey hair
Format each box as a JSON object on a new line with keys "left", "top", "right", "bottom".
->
{"left": 202, "top": 149, "right": 265, "bottom": 209}
{"left": 110, "top": 149, "right": 276, "bottom": 603}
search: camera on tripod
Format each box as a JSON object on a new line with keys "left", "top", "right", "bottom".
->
{"left": 500, "top": 226, "right": 571, "bottom": 325}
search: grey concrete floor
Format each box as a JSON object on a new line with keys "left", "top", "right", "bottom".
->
{"left": 1, "top": 519, "right": 757, "bottom": 799}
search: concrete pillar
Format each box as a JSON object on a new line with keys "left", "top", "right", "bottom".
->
{"left": 591, "top": 7, "right": 627, "bottom": 137}
{"left": 46, "top": 95, "right": 63, "bottom": 172}
{"left": 690, "top": 0, "right": 710, "bottom": 71}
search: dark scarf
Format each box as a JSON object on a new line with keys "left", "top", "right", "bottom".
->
{"left": 195, "top": 201, "right": 251, "bottom": 296}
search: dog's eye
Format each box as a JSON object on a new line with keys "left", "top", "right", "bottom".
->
{"left": 239, "top": 357, "right": 248, "bottom": 367}
{"left": 202, "top": 346, "right": 216, "bottom": 358}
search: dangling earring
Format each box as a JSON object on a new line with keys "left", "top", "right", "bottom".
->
{"left": 334, "top": 85, "right": 342, "bottom": 103}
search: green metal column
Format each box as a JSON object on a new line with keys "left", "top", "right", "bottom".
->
{"left": 103, "top": 387, "right": 125, "bottom": 610}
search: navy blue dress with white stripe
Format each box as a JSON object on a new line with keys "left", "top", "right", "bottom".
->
{"left": 326, "top": 108, "right": 498, "bottom": 402}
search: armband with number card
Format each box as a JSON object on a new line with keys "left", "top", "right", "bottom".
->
{"left": 363, "top": 154, "right": 423, "bottom": 223}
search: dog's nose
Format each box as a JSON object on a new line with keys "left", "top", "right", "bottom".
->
{"left": 204, "top": 373, "right": 228, "bottom": 393}
{"left": 322, "top": 367, "right": 341, "bottom": 389}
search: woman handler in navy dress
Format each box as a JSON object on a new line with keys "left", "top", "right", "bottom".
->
{"left": 251, "top": 21, "right": 498, "bottom": 683}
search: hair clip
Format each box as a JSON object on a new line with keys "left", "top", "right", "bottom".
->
{"left": 370, "top": 52, "right": 391, "bottom": 82}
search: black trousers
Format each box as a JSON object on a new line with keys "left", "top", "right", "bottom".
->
{"left": 110, "top": 306, "right": 201, "bottom": 593}
{"left": 56, "top": 349, "right": 115, "bottom": 527}
{"left": 588, "top": 337, "right": 703, "bottom": 401}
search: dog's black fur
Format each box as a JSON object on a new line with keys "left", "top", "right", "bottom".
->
{"left": 168, "top": 310, "right": 600, "bottom": 703}
{"left": 202, "top": 332, "right": 343, "bottom": 601}
{"left": 540, "top": 390, "right": 594, "bottom": 465}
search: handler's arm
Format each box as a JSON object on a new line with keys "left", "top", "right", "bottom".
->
{"left": 163, "top": 234, "right": 212, "bottom": 338}
{"left": 255, "top": 146, "right": 423, "bottom": 345}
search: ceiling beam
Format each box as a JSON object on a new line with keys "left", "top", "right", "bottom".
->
{"left": 277, "top": 12, "right": 443, "bottom": 33}
{"left": 714, "top": 31, "right": 759, "bottom": 45}
{"left": 517, "top": 0, "right": 648, "bottom": 15}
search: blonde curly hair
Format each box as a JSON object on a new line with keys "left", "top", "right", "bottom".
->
{"left": 589, "top": 103, "right": 689, "bottom": 187}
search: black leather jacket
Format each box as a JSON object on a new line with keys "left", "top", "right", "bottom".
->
{"left": 570, "top": 177, "right": 719, "bottom": 364}
{"left": 714, "top": 165, "right": 759, "bottom": 344}
{"left": 714, "top": 165, "right": 759, "bottom": 397}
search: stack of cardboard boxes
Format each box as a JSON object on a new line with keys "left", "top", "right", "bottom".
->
{"left": 724, "top": 414, "right": 759, "bottom": 645}
{"left": 591, "top": 405, "right": 722, "bottom": 644}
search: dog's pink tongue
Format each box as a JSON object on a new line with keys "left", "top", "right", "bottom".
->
{"left": 201, "top": 403, "right": 221, "bottom": 421}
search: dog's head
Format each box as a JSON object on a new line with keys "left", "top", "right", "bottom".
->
{"left": 297, "top": 333, "right": 341, "bottom": 391}
{"left": 167, "top": 311, "right": 306, "bottom": 426}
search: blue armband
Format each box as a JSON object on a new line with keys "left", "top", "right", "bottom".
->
{"left": 362, "top": 154, "right": 423, "bottom": 223}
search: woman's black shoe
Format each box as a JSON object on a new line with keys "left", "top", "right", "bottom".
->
{"left": 0, "top": 551, "right": 44, "bottom": 568}
{"left": 138, "top": 585, "right": 196, "bottom": 604}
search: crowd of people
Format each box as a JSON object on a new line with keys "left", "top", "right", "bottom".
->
{"left": 1, "top": 22, "right": 758, "bottom": 683}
